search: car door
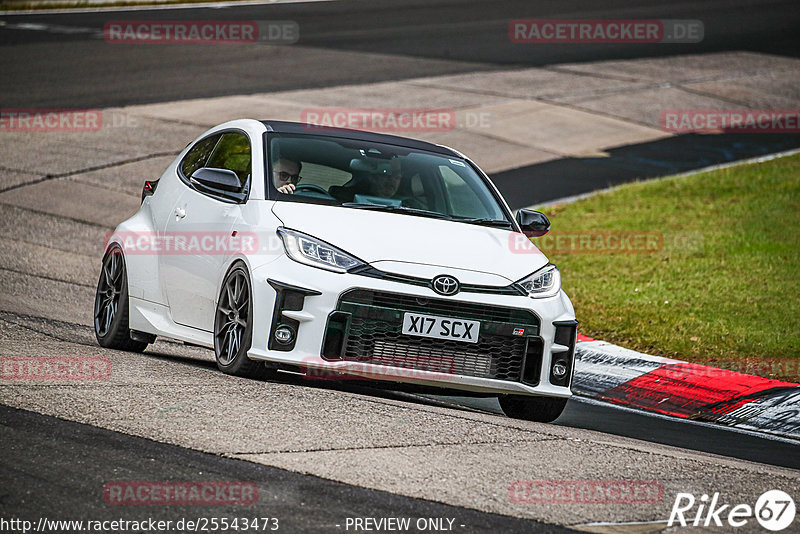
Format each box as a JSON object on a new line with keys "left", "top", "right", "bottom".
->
{"left": 162, "top": 131, "right": 252, "bottom": 331}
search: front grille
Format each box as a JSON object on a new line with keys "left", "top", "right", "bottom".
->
{"left": 324, "top": 289, "right": 541, "bottom": 383}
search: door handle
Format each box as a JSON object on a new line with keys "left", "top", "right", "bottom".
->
{"left": 174, "top": 207, "right": 186, "bottom": 219}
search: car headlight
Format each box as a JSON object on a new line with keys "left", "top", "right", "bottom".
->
{"left": 516, "top": 263, "right": 560, "bottom": 298}
{"left": 277, "top": 227, "right": 364, "bottom": 273}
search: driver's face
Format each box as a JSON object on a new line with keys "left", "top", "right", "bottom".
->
{"left": 368, "top": 160, "right": 402, "bottom": 197}
{"left": 272, "top": 159, "right": 300, "bottom": 188}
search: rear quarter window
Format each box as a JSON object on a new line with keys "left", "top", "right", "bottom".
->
{"left": 205, "top": 132, "right": 252, "bottom": 187}
{"left": 180, "top": 134, "right": 221, "bottom": 180}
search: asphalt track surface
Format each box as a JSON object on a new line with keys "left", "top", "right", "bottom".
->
{"left": 1, "top": 0, "right": 800, "bottom": 530}
{"left": 0, "top": 0, "right": 799, "bottom": 108}
{"left": 1, "top": 405, "right": 575, "bottom": 533}
{"left": 3, "top": 0, "right": 800, "bottom": 208}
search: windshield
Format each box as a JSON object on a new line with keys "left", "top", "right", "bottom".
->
{"left": 266, "top": 133, "right": 510, "bottom": 224}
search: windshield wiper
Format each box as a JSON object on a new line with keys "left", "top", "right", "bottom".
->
{"left": 452, "top": 217, "right": 514, "bottom": 229}
{"left": 341, "top": 203, "right": 513, "bottom": 227}
{"left": 341, "top": 203, "right": 454, "bottom": 220}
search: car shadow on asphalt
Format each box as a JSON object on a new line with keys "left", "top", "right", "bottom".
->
{"left": 492, "top": 132, "right": 800, "bottom": 209}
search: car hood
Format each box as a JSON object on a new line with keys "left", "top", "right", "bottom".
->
{"left": 271, "top": 202, "right": 548, "bottom": 284}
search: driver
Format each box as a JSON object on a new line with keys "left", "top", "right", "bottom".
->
{"left": 366, "top": 157, "right": 402, "bottom": 198}
{"left": 273, "top": 158, "right": 301, "bottom": 194}
{"left": 363, "top": 158, "right": 425, "bottom": 209}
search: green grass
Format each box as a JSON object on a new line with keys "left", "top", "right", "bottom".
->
{"left": 532, "top": 153, "right": 800, "bottom": 381}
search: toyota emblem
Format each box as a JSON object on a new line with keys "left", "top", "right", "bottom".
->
{"left": 431, "top": 275, "right": 460, "bottom": 296}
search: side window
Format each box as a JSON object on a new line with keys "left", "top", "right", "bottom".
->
{"left": 206, "top": 132, "right": 251, "bottom": 188}
{"left": 180, "top": 134, "right": 220, "bottom": 181}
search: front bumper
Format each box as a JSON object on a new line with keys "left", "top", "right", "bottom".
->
{"left": 247, "top": 255, "right": 576, "bottom": 397}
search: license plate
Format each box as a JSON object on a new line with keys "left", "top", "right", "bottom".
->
{"left": 401, "top": 312, "right": 480, "bottom": 344}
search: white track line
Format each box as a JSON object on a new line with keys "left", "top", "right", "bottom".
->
{"left": 0, "top": 0, "right": 335, "bottom": 16}
{"left": 574, "top": 519, "right": 669, "bottom": 527}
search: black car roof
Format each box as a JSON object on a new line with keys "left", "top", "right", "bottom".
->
{"left": 261, "top": 120, "right": 460, "bottom": 157}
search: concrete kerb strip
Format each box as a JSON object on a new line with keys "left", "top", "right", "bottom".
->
{"left": 572, "top": 336, "right": 800, "bottom": 441}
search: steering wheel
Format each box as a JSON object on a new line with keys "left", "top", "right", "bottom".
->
{"left": 293, "top": 184, "right": 335, "bottom": 198}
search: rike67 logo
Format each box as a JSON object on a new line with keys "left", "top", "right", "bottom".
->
{"left": 668, "top": 490, "right": 796, "bottom": 531}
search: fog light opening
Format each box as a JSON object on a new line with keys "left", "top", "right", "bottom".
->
{"left": 274, "top": 325, "right": 295, "bottom": 344}
{"left": 552, "top": 360, "right": 568, "bottom": 379}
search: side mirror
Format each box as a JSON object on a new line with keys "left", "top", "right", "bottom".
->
{"left": 516, "top": 209, "right": 550, "bottom": 237}
{"left": 190, "top": 167, "right": 246, "bottom": 202}
{"left": 191, "top": 167, "right": 242, "bottom": 192}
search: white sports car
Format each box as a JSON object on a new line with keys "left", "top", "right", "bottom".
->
{"left": 95, "top": 119, "right": 577, "bottom": 422}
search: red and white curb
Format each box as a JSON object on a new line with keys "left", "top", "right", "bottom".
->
{"left": 573, "top": 336, "right": 800, "bottom": 440}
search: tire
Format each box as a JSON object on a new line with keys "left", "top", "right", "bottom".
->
{"left": 214, "top": 264, "right": 271, "bottom": 379}
{"left": 94, "top": 246, "right": 149, "bottom": 352}
{"left": 499, "top": 395, "right": 568, "bottom": 423}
